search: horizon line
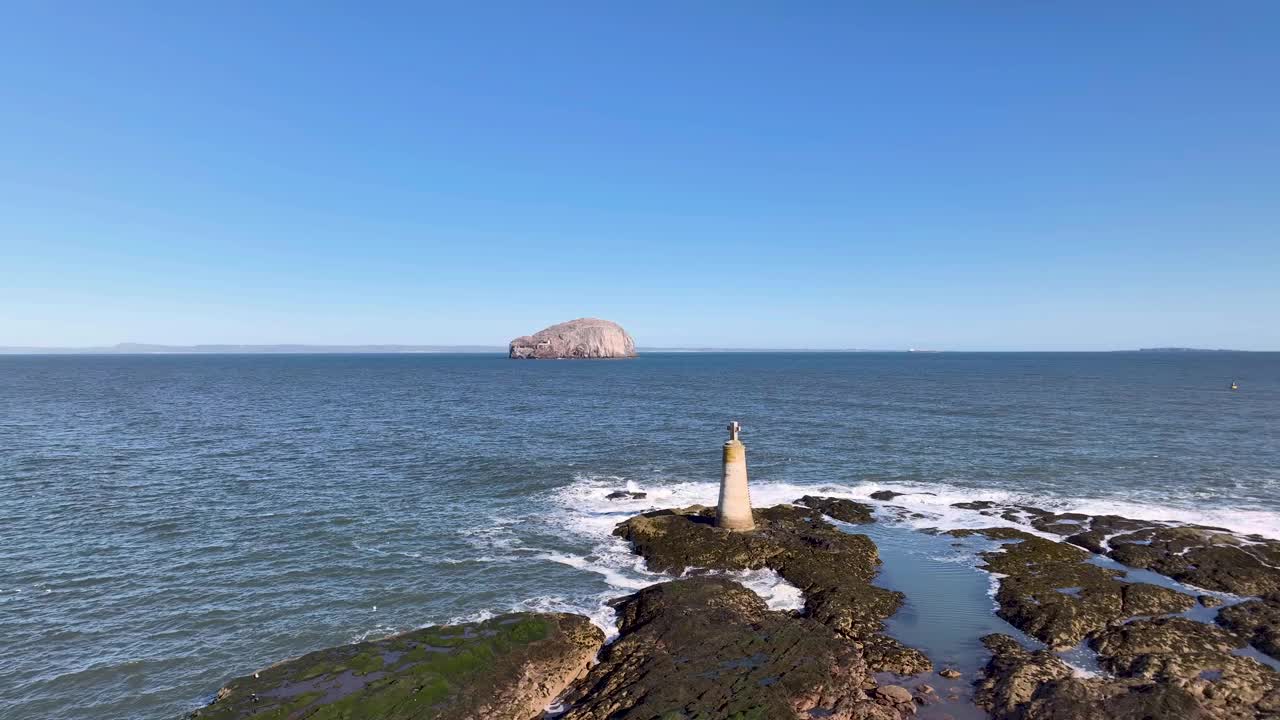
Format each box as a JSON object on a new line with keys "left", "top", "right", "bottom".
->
{"left": 0, "top": 343, "right": 1264, "bottom": 355}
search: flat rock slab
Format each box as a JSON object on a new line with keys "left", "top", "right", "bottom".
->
{"left": 614, "top": 502, "right": 930, "bottom": 674}
{"left": 558, "top": 577, "right": 914, "bottom": 720}
{"left": 191, "top": 613, "right": 603, "bottom": 720}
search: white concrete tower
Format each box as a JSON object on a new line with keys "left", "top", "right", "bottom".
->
{"left": 716, "top": 421, "right": 755, "bottom": 531}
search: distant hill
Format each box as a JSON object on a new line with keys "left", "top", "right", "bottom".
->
{"left": 1135, "top": 347, "right": 1246, "bottom": 353}
{"left": 0, "top": 343, "right": 504, "bottom": 354}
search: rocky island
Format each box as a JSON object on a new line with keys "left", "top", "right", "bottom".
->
{"left": 508, "top": 318, "right": 637, "bottom": 359}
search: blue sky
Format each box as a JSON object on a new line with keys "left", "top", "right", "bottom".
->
{"left": 2, "top": 3, "right": 1276, "bottom": 350}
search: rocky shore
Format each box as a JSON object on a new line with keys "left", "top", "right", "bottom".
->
{"left": 192, "top": 496, "right": 1280, "bottom": 719}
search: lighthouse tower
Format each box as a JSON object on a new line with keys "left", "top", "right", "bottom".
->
{"left": 716, "top": 421, "right": 755, "bottom": 531}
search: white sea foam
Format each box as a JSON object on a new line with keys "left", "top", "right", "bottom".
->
{"left": 348, "top": 624, "right": 402, "bottom": 644}
{"left": 855, "top": 480, "right": 1280, "bottom": 540}
{"left": 724, "top": 568, "right": 805, "bottom": 611}
{"left": 436, "top": 555, "right": 501, "bottom": 565}
{"left": 537, "top": 551, "right": 657, "bottom": 591}
{"left": 578, "top": 476, "right": 1280, "bottom": 541}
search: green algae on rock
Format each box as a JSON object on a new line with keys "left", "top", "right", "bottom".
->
{"left": 190, "top": 613, "right": 603, "bottom": 720}
{"left": 613, "top": 502, "right": 930, "bottom": 675}
{"left": 558, "top": 577, "right": 915, "bottom": 720}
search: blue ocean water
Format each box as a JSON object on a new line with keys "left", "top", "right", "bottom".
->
{"left": 1, "top": 352, "right": 1277, "bottom": 719}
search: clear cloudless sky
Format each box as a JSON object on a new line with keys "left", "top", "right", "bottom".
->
{"left": 1, "top": 2, "right": 1277, "bottom": 350}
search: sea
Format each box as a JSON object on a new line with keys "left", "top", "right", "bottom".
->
{"left": 1, "top": 351, "right": 1277, "bottom": 719}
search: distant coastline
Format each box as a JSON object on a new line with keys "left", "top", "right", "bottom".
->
{"left": 1135, "top": 347, "right": 1247, "bottom": 353}
{"left": 0, "top": 343, "right": 505, "bottom": 355}
{"left": 0, "top": 344, "right": 1263, "bottom": 355}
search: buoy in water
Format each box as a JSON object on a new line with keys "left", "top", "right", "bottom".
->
{"left": 1230, "top": 381, "right": 1239, "bottom": 391}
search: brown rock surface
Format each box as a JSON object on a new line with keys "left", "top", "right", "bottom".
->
{"left": 559, "top": 578, "right": 913, "bottom": 720}
{"left": 1217, "top": 595, "right": 1280, "bottom": 661}
{"left": 614, "top": 503, "right": 931, "bottom": 674}
{"left": 954, "top": 528, "right": 1194, "bottom": 649}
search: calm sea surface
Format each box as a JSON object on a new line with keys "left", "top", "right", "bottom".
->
{"left": 2, "top": 352, "right": 1277, "bottom": 719}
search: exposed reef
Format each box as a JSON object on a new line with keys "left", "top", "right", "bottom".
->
{"left": 558, "top": 577, "right": 914, "bottom": 719}
{"left": 951, "top": 527, "right": 1194, "bottom": 649}
{"left": 1217, "top": 595, "right": 1280, "bottom": 661}
{"left": 614, "top": 501, "right": 931, "bottom": 675}
{"left": 190, "top": 613, "right": 602, "bottom": 720}
{"left": 930, "top": 497, "right": 1280, "bottom": 719}
{"left": 976, "top": 618, "right": 1280, "bottom": 719}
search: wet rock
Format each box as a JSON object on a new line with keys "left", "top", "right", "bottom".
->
{"left": 614, "top": 503, "right": 931, "bottom": 674}
{"left": 192, "top": 612, "right": 603, "bottom": 720}
{"left": 1216, "top": 596, "right": 1280, "bottom": 660}
{"left": 937, "top": 667, "right": 961, "bottom": 679}
{"left": 1028, "top": 511, "right": 1092, "bottom": 537}
{"left": 978, "top": 614, "right": 1280, "bottom": 720}
{"left": 951, "top": 501, "right": 998, "bottom": 510}
{"left": 1108, "top": 526, "right": 1280, "bottom": 596}
{"left": 874, "top": 684, "right": 914, "bottom": 704}
{"left": 1064, "top": 530, "right": 1109, "bottom": 554}
{"left": 797, "top": 495, "right": 876, "bottom": 524}
{"left": 1091, "top": 617, "right": 1280, "bottom": 716}
{"left": 604, "top": 490, "right": 646, "bottom": 500}
{"left": 1199, "top": 594, "right": 1225, "bottom": 608}
{"left": 870, "top": 490, "right": 905, "bottom": 501}
{"left": 861, "top": 634, "right": 933, "bottom": 676}
{"left": 558, "top": 577, "right": 912, "bottom": 720}
{"left": 966, "top": 530, "right": 1195, "bottom": 649}
{"left": 508, "top": 318, "right": 636, "bottom": 359}
{"left": 975, "top": 634, "right": 1208, "bottom": 720}
{"left": 974, "top": 634, "right": 1075, "bottom": 718}
{"left": 944, "top": 500, "right": 1280, "bottom": 600}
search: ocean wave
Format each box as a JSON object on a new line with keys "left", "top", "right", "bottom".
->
{"left": 554, "top": 473, "right": 1280, "bottom": 540}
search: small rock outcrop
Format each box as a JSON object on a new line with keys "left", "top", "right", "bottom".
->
{"left": 796, "top": 495, "right": 877, "bottom": 524}
{"left": 508, "top": 318, "right": 636, "bottom": 359}
{"left": 605, "top": 490, "right": 646, "bottom": 501}
{"left": 190, "top": 613, "right": 603, "bottom": 720}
